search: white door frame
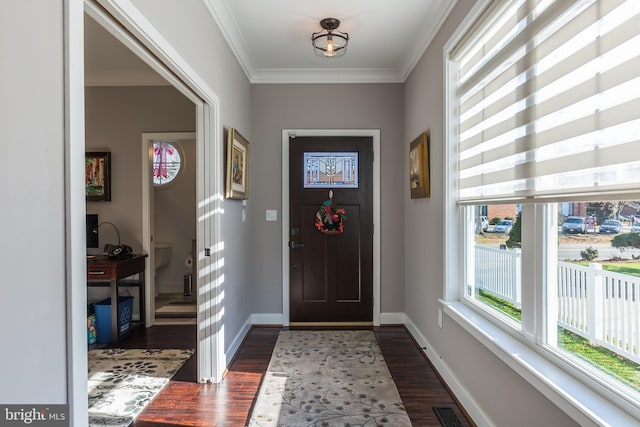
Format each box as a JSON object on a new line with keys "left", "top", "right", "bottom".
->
{"left": 281, "top": 129, "right": 381, "bottom": 326}
{"left": 141, "top": 132, "right": 196, "bottom": 326}
{"left": 84, "top": 0, "right": 225, "bottom": 387}
{"left": 66, "top": 1, "right": 88, "bottom": 424}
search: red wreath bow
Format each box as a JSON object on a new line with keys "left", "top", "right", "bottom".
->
{"left": 315, "top": 199, "right": 347, "bottom": 235}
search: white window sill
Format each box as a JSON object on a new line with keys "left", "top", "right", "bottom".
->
{"left": 440, "top": 300, "right": 640, "bottom": 427}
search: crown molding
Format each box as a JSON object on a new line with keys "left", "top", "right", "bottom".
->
{"left": 203, "top": 0, "right": 457, "bottom": 84}
{"left": 203, "top": 0, "right": 258, "bottom": 79}
{"left": 250, "top": 68, "right": 403, "bottom": 84}
{"left": 399, "top": 0, "right": 458, "bottom": 82}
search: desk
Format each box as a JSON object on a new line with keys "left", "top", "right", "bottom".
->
{"left": 87, "top": 254, "right": 147, "bottom": 343}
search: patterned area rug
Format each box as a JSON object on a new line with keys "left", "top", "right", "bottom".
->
{"left": 249, "top": 330, "right": 411, "bottom": 426}
{"left": 88, "top": 348, "right": 194, "bottom": 426}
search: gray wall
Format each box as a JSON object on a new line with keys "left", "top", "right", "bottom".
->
{"left": 85, "top": 86, "right": 195, "bottom": 254}
{"left": 250, "top": 84, "right": 405, "bottom": 315}
{"left": 0, "top": 0, "right": 68, "bottom": 403}
{"left": 85, "top": 86, "right": 196, "bottom": 302}
{"left": 131, "top": 0, "right": 253, "bottom": 351}
{"left": 403, "top": 1, "right": 579, "bottom": 425}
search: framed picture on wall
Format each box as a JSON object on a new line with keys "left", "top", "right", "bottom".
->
{"left": 85, "top": 151, "right": 111, "bottom": 202}
{"left": 225, "top": 128, "right": 250, "bottom": 200}
{"left": 409, "top": 131, "right": 430, "bottom": 199}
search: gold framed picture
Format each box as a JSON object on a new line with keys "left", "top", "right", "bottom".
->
{"left": 225, "top": 128, "right": 250, "bottom": 200}
{"left": 409, "top": 131, "right": 430, "bottom": 199}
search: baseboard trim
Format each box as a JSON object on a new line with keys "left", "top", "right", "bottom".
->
{"left": 225, "top": 316, "right": 253, "bottom": 369}
{"left": 403, "top": 315, "right": 491, "bottom": 427}
{"left": 252, "top": 313, "right": 283, "bottom": 325}
{"left": 380, "top": 312, "right": 406, "bottom": 325}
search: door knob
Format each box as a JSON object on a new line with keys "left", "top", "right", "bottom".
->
{"left": 289, "top": 241, "right": 305, "bottom": 249}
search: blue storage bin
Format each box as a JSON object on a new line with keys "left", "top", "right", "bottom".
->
{"left": 94, "top": 296, "right": 134, "bottom": 344}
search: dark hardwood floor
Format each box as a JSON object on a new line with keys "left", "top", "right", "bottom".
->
{"left": 109, "top": 325, "right": 472, "bottom": 426}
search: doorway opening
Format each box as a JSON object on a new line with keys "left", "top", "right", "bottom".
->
{"left": 281, "top": 129, "right": 381, "bottom": 326}
{"left": 142, "top": 132, "right": 197, "bottom": 326}
{"left": 288, "top": 136, "right": 373, "bottom": 323}
{"left": 81, "top": 1, "right": 226, "bottom": 400}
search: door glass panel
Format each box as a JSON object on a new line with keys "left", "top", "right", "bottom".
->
{"left": 304, "top": 152, "right": 358, "bottom": 188}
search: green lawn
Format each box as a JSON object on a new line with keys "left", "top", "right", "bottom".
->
{"left": 476, "top": 289, "right": 640, "bottom": 390}
{"left": 558, "top": 329, "right": 640, "bottom": 390}
{"left": 476, "top": 289, "right": 521, "bottom": 321}
{"left": 602, "top": 261, "right": 640, "bottom": 278}
{"left": 576, "top": 260, "right": 640, "bottom": 277}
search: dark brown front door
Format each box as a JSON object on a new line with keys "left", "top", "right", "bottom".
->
{"left": 289, "top": 136, "right": 373, "bottom": 322}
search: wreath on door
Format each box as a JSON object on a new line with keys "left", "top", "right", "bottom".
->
{"left": 315, "top": 197, "right": 347, "bottom": 235}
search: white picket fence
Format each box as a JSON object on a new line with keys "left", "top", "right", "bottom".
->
{"left": 475, "top": 245, "right": 640, "bottom": 364}
{"left": 474, "top": 246, "right": 522, "bottom": 308}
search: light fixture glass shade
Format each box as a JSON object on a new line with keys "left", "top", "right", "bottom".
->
{"left": 311, "top": 18, "right": 349, "bottom": 58}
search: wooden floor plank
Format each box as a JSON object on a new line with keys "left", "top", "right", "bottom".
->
{"left": 109, "top": 325, "right": 473, "bottom": 426}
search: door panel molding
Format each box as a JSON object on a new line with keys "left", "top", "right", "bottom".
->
{"left": 281, "top": 129, "right": 381, "bottom": 326}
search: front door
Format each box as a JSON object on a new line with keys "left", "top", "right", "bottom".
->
{"left": 289, "top": 136, "right": 373, "bottom": 322}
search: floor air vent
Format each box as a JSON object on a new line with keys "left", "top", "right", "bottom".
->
{"left": 433, "top": 406, "right": 463, "bottom": 427}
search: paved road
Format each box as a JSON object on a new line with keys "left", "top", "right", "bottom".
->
{"left": 480, "top": 242, "right": 640, "bottom": 261}
{"left": 558, "top": 244, "right": 640, "bottom": 261}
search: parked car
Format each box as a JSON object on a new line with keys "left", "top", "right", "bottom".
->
{"left": 562, "top": 216, "right": 587, "bottom": 234}
{"left": 631, "top": 222, "right": 640, "bottom": 232}
{"left": 480, "top": 216, "right": 489, "bottom": 232}
{"left": 493, "top": 220, "right": 514, "bottom": 233}
{"left": 599, "top": 219, "right": 623, "bottom": 234}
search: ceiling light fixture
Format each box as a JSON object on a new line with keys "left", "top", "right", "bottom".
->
{"left": 311, "top": 18, "right": 349, "bottom": 58}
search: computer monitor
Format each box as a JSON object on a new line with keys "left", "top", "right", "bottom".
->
{"left": 86, "top": 214, "right": 99, "bottom": 249}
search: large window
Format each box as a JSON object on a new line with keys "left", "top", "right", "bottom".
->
{"left": 447, "top": 0, "right": 640, "bottom": 419}
{"left": 553, "top": 201, "right": 640, "bottom": 391}
{"left": 466, "top": 205, "right": 523, "bottom": 325}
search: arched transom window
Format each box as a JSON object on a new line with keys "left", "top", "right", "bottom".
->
{"left": 153, "top": 141, "right": 182, "bottom": 186}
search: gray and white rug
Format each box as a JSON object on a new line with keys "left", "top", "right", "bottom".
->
{"left": 88, "top": 348, "right": 193, "bottom": 427}
{"left": 249, "top": 330, "right": 412, "bottom": 426}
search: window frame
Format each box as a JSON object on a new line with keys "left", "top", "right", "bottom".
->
{"left": 443, "top": 1, "right": 640, "bottom": 423}
{"left": 152, "top": 140, "right": 184, "bottom": 189}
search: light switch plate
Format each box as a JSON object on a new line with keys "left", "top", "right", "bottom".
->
{"left": 266, "top": 210, "right": 278, "bottom": 221}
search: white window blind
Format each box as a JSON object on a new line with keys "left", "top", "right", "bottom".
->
{"left": 455, "top": 0, "right": 640, "bottom": 204}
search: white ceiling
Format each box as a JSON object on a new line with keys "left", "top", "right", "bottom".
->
{"left": 85, "top": 0, "right": 456, "bottom": 85}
